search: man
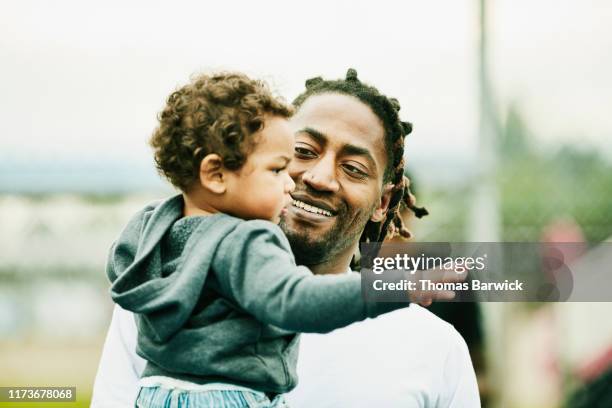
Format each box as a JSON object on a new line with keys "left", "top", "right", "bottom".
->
{"left": 91, "top": 69, "right": 480, "bottom": 407}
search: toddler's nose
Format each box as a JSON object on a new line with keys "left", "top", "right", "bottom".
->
{"left": 285, "top": 174, "right": 295, "bottom": 193}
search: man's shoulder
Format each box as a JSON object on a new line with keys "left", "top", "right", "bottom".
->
{"left": 357, "top": 304, "right": 465, "bottom": 346}
{"left": 301, "top": 300, "right": 466, "bottom": 356}
{"left": 388, "top": 304, "right": 461, "bottom": 335}
{"left": 292, "top": 303, "right": 476, "bottom": 407}
{"left": 351, "top": 273, "right": 465, "bottom": 347}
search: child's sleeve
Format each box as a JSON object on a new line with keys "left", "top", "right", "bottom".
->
{"left": 211, "top": 220, "right": 407, "bottom": 333}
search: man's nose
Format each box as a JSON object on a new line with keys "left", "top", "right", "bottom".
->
{"left": 302, "top": 155, "right": 340, "bottom": 192}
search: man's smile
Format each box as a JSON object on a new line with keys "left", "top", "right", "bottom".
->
{"left": 291, "top": 199, "right": 334, "bottom": 217}
{"left": 290, "top": 193, "right": 337, "bottom": 214}
{"left": 287, "top": 193, "right": 339, "bottom": 223}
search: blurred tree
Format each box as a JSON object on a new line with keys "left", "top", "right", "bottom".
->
{"left": 497, "top": 105, "right": 612, "bottom": 243}
{"left": 498, "top": 103, "right": 531, "bottom": 161}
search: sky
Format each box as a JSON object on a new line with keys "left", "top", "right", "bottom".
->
{"left": 1, "top": 0, "right": 611, "bottom": 184}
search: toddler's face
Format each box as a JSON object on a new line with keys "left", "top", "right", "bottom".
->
{"left": 224, "top": 116, "right": 296, "bottom": 223}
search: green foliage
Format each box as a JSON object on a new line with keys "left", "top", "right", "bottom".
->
{"left": 498, "top": 114, "right": 612, "bottom": 243}
{"left": 416, "top": 104, "right": 612, "bottom": 243}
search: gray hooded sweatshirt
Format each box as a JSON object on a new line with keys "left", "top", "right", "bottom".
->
{"left": 107, "top": 194, "right": 406, "bottom": 394}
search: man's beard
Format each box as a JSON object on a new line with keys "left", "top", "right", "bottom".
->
{"left": 280, "top": 218, "right": 345, "bottom": 266}
{"left": 279, "top": 201, "right": 375, "bottom": 267}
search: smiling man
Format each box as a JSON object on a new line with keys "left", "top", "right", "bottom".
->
{"left": 91, "top": 69, "right": 480, "bottom": 407}
{"left": 282, "top": 93, "right": 390, "bottom": 271}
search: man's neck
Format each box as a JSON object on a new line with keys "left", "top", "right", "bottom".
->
{"left": 307, "top": 242, "right": 357, "bottom": 275}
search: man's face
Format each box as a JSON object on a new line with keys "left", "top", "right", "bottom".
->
{"left": 279, "top": 93, "right": 391, "bottom": 265}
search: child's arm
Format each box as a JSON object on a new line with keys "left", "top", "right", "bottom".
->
{"left": 211, "top": 220, "right": 406, "bottom": 333}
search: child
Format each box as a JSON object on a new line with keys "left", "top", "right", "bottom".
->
{"left": 107, "top": 72, "right": 409, "bottom": 407}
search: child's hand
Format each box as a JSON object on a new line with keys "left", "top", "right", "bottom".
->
{"left": 407, "top": 268, "right": 468, "bottom": 307}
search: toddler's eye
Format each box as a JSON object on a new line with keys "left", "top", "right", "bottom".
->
{"left": 273, "top": 167, "right": 286, "bottom": 174}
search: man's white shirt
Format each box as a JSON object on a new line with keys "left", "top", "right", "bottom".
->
{"left": 91, "top": 279, "right": 480, "bottom": 407}
{"left": 284, "top": 305, "right": 480, "bottom": 407}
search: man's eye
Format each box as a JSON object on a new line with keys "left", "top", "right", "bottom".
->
{"left": 294, "top": 147, "right": 316, "bottom": 158}
{"left": 342, "top": 164, "right": 368, "bottom": 178}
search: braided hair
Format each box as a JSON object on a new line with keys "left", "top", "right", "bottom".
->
{"left": 293, "top": 68, "right": 428, "bottom": 243}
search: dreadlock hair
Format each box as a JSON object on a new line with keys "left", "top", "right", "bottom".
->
{"left": 293, "top": 68, "right": 428, "bottom": 244}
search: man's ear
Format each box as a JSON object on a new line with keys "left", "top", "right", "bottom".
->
{"left": 198, "top": 154, "right": 226, "bottom": 194}
{"left": 370, "top": 183, "right": 394, "bottom": 222}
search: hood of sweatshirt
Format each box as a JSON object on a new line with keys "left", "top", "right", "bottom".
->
{"left": 106, "top": 194, "right": 239, "bottom": 342}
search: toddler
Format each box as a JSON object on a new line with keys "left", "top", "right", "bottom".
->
{"left": 107, "top": 72, "right": 409, "bottom": 407}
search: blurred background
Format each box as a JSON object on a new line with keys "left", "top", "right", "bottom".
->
{"left": 1, "top": 0, "right": 611, "bottom": 406}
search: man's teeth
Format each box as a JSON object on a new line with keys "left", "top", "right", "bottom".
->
{"left": 292, "top": 200, "right": 333, "bottom": 217}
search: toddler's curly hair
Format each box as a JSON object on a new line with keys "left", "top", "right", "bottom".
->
{"left": 150, "top": 72, "right": 293, "bottom": 191}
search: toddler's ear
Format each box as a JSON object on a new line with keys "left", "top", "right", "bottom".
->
{"left": 199, "top": 154, "right": 226, "bottom": 194}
